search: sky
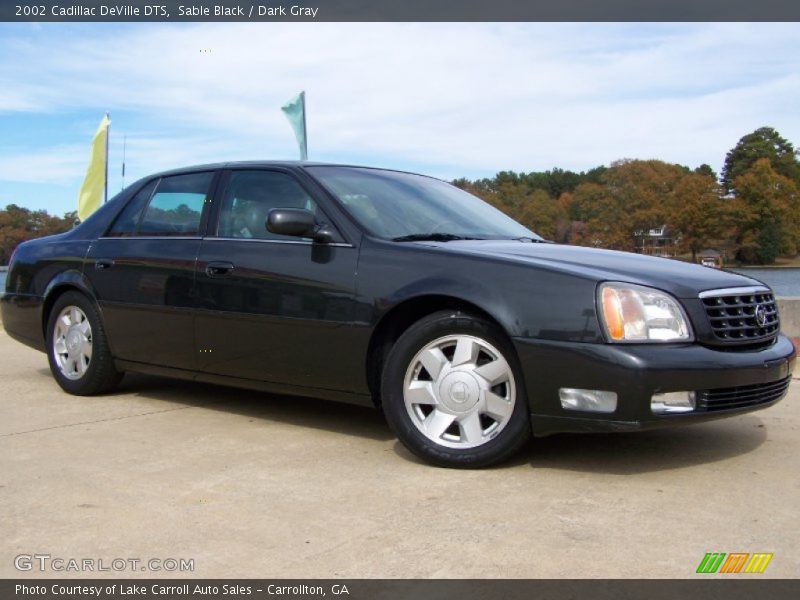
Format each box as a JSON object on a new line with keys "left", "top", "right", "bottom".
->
{"left": 0, "top": 22, "right": 798, "bottom": 216}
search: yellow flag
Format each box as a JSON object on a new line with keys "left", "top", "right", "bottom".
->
{"left": 77, "top": 114, "right": 109, "bottom": 221}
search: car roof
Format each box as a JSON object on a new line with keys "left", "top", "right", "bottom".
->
{"left": 144, "top": 161, "right": 439, "bottom": 181}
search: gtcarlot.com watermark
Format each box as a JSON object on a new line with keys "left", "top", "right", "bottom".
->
{"left": 14, "top": 554, "right": 194, "bottom": 573}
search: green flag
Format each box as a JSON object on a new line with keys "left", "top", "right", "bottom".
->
{"left": 281, "top": 91, "right": 308, "bottom": 161}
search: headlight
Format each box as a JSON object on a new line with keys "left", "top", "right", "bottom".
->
{"left": 598, "top": 282, "right": 692, "bottom": 342}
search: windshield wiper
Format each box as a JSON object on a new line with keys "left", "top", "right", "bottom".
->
{"left": 512, "top": 236, "right": 551, "bottom": 243}
{"left": 391, "top": 233, "right": 483, "bottom": 242}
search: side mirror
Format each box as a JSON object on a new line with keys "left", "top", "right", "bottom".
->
{"left": 266, "top": 208, "right": 335, "bottom": 243}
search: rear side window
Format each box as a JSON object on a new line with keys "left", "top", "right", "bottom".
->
{"left": 107, "top": 180, "right": 157, "bottom": 237}
{"left": 106, "top": 173, "right": 214, "bottom": 237}
{"left": 138, "top": 172, "right": 214, "bottom": 236}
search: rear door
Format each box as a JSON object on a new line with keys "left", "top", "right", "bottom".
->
{"left": 86, "top": 171, "right": 217, "bottom": 370}
{"left": 193, "top": 168, "right": 361, "bottom": 391}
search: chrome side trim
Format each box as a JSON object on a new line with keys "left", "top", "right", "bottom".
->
{"left": 698, "top": 286, "right": 770, "bottom": 298}
{"left": 96, "top": 236, "right": 354, "bottom": 248}
{"left": 98, "top": 236, "right": 202, "bottom": 241}
{"left": 202, "top": 237, "right": 354, "bottom": 248}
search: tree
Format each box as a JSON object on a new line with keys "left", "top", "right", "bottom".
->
{"left": 694, "top": 164, "right": 717, "bottom": 179}
{"left": 570, "top": 160, "right": 686, "bottom": 251}
{"left": 721, "top": 127, "right": 800, "bottom": 193}
{"left": 453, "top": 165, "right": 608, "bottom": 208}
{"left": 728, "top": 158, "right": 800, "bottom": 264}
{"left": 0, "top": 204, "right": 76, "bottom": 264}
{"left": 515, "top": 189, "right": 568, "bottom": 240}
{"left": 452, "top": 178, "right": 503, "bottom": 211}
{"left": 667, "top": 174, "right": 725, "bottom": 262}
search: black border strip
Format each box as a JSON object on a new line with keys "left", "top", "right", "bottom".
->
{"left": 2, "top": 1, "right": 800, "bottom": 23}
{"left": 3, "top": 579, "right": 800, "bottom": 600}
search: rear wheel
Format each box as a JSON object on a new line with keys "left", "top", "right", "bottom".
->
{"left": 46, "top": 291, "right": 122, "bottom": 395}
{"left": 381, "top": 310, "right": 531, "bottom": 468}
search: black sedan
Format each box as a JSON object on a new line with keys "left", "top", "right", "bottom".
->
{"left": 2, "top": 162, "right": 795, "bottom": 467}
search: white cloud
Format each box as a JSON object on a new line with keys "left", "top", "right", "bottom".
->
{"left": 1, "top": 22, "right": 799, "bottom": 197}
{"left": 0, "top": 145, "right": 87, "bottom": 184}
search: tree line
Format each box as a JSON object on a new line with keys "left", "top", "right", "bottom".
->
{"left": 0, "top": 205, "right": 76, "bottom": 264}
{"left": 454, "top": 127, "right": 800, "bottom": 264}
{"left": 1, "top": 126, "right": 798, "bottom": 266}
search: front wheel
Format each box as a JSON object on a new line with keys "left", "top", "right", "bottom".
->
{"left": 381, "top": 311, "right": 531, "bottom": 468}
{"left": 46, "top": 291, "right": 123, "bottom": 395}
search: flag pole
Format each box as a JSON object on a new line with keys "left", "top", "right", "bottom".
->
{"left": 104, "top": 112, "right": 110, "bottom": 203}
{"left": 121, "top": 134, "right": 127, "bottom": 190}
{"left": 301, "top": 91, "right": 307, "bottom": 160}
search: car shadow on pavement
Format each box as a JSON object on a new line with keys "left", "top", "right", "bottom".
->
{"left": 524, "top": 417, "right": 768, "bottom": 474}
{"left": 391, "top": 417, "right": 769, "bottom": 472}
{"left": 98, "top": 372, "right": 394, "bottom": 442}
{"left": 32, "top": 368, "right": 771, "bottom": 466}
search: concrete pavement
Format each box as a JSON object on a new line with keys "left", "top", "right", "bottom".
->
{"left": 1, "top": 329, "right": 798, "bottom": 578}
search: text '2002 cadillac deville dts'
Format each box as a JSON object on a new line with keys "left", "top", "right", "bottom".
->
{"left": 2, "top": 163, "right": 795, "bottom": 467}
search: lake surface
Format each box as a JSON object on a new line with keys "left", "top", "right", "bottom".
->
{"left": 730, "top": 268, "right": 800, "bottom": 297}
{"left": 1, "top": 267, "right": 799, "bottom": 297}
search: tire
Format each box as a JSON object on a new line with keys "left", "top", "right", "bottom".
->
{"left": 45, "top": 290, "right": 123, "bottom": 395}
{"left": 381, "top": 310, "right": 531, "bottom": 468}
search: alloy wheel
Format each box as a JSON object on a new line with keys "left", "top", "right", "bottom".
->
{"left": 403, "top": 334, "right": 516, "bottom": 449}
{"left": 52, "top": 305, "right": 93, "bottom": 380}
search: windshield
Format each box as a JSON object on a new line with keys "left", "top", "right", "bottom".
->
{"left": 306, "top": 166, "right": 540, "bottom": 241}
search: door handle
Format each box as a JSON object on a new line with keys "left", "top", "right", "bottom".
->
{"left": 205, "top": 261, "right": 235, "bottom": 277}
{"left": 95, "top": 258, "right": 114, "bottom": 270}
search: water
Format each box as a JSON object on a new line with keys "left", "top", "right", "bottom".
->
{"left": 730, "top": 268, "right": 800, "bottom": 297}
{"left": 1, "top": 267, "right": 798, "bottom": 297}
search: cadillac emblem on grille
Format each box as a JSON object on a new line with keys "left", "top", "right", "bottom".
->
{"left": 755, "top": 304, "right": 768, "bottom": 327}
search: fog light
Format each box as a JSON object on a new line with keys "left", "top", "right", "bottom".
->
{"left": 559, "top": 388, "right": 617, "bottom": 413}
{"left": 651, "top": 391, "right": 696, "bottom": 414}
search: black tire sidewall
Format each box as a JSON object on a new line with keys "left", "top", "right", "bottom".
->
{"left": 45, "top": 291, "right": 119, "bottom": 395}
{"left": 381, "top": 310, "right": 531, "bottom": 468}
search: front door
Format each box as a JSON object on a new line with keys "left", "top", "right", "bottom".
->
{"left": 85, "top": 171, "right": 216, "bottom": 370}
{"left": 194, "top": 169, "right": 360, "bottom": 392}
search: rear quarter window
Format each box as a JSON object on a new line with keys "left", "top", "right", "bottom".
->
{"left": 107, "top": 180, "right": 157, "bottom": 237}
{"left": 138, "top": 172, "right": 214, "bottom": 236}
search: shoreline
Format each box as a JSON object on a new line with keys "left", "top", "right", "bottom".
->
{"left": 732, "top": 265, "right": 800, "bottom": 270}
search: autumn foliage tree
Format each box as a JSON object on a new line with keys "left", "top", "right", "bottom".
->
{"left": 728, "top": 159, "right": 800, "bottom": 264}
{"left": 0, "top": 204, "right": 76, "bottom": 264}
{"left": 514, "top": 189, "right": 568, "bottom": 241}
{"left": 668, "top": 174, "right": 727, "bottom": 262}
{"left": 570, "top": 160, "right": 687, "bottom": 250}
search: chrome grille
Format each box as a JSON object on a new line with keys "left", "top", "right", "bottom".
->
{"left": 700, "top": 286, "right": 779, "bottom": 344}
{"left": 698, "top": 376, "right": 791, "bottom": 411}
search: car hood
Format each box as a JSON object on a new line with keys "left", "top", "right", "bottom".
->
{"left": 420, "top": 240, "right": 766, "bottom": 299}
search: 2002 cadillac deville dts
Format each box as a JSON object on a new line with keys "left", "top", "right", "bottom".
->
{"left": 2, "top": 163, "right": 795, "bottom": 467}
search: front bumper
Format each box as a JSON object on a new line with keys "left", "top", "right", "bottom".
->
{"left": 513, "top": 335, "right": 796, "bottom": 436}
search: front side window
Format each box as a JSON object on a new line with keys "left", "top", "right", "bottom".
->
{"left": 137, "top": 172, "right": 214, "bottom": 236}
{"left": 216, "top": 170, "right": 319, "bottom": 240}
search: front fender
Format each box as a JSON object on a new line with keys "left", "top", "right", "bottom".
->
{"left": 359, "top": 238, "right": 604, "bottom": 343}
{"left": 381, "top": 275, "right": 522, "bottom": 337}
